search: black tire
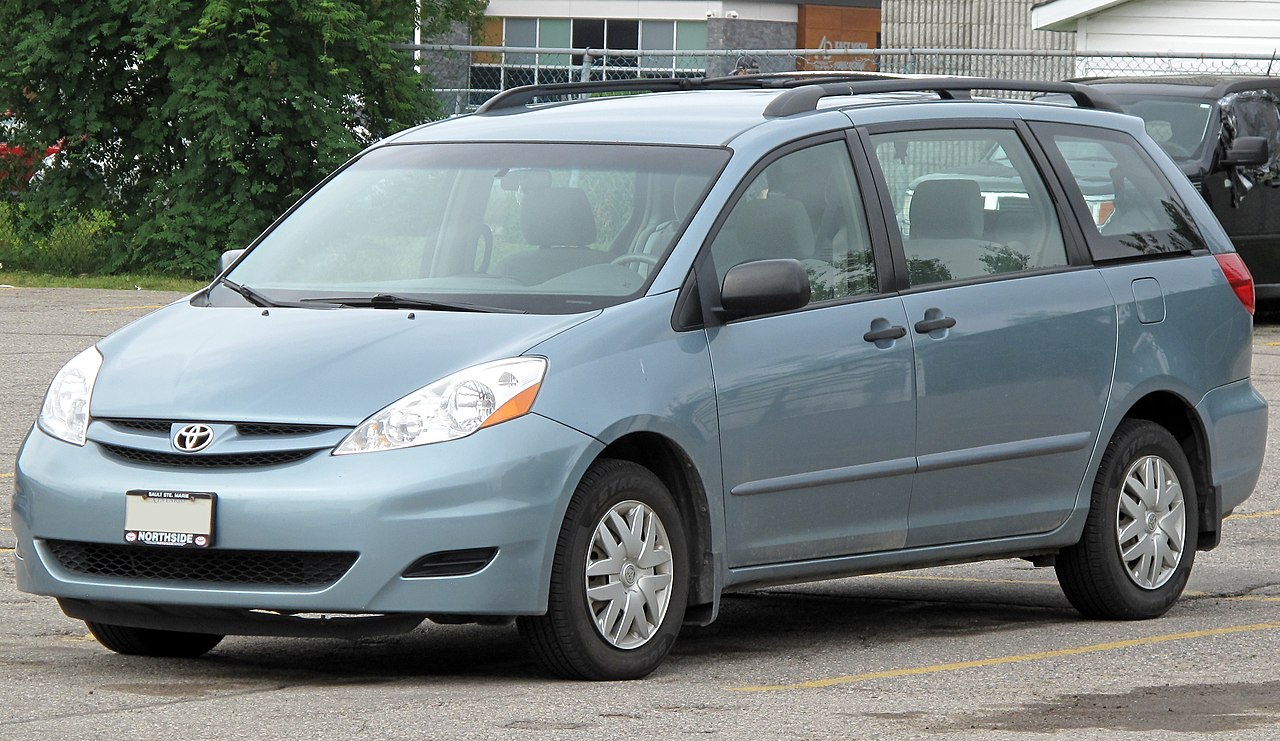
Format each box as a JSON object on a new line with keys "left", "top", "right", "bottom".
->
{"left": 518, "top": 459, "right": 688, "bottom": 680}
{"left": 86, "top": 621, "right": 223, "bottom": 658}
{"left": 1056, "top": 419, "right": 1198, "bottom": 620}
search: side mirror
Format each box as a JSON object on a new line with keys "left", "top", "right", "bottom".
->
{"left": 217, "top": 249, "right": 245, "bottom": 277}
{"left": 1221, "top": 136, "right": 1269, "bottom": 168}
{"left": 719, "top": 258, "right": 810, "bottom": 318}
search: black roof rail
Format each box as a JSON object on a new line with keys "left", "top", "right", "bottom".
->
{"left": 762, "top": 78, "right": 1125, "bottom": 117}
{"left": 473, "top": 75, "right": 1125, "bottom": 117}
{"left": 476, "top": 78, "right": 701, "bottom": 114}
{"left": 474, "top": 72, "right": 933, "bottom": 114}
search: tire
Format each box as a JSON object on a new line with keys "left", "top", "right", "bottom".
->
{"left": 1056, "top": 419, "right": 1198, "bottom": 620}
{"left": 86, "top": 621, "right": 223, "bottom": 658}
{"left": 518, "top": 459, "right": 688, "bottom": 680}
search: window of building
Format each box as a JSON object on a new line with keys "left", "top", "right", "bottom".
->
{"left": 470, "top": 17, "right": 710, "bottom": 103}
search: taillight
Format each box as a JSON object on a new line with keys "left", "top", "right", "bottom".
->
{"left": 1215, "top": 253, "right": 1255, "bottom": 316}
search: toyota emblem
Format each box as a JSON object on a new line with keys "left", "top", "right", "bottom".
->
{"left": 173, "top": 423, "right": 214, "bottom": 453}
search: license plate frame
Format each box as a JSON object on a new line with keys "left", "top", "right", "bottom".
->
{"left": 124, "top": 490, "right": 216, "bottom": 548}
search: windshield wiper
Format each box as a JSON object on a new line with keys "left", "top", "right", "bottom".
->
{"left": 300, "top": 293, "right": 524, "bottom": 314}
{"left": 216, "top": 276, "right": 276, "bottom": 307}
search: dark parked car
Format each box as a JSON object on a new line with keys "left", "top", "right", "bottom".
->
{"left": 1073, "top": 76, "right": 1280, "bottom": 299}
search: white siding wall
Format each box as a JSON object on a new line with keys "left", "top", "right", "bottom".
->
{"left": 1079, "top": 0, "right": 1280, "bottom": 53}
{"left": 884, "top": 0, "right": 1075, "bottom": 50}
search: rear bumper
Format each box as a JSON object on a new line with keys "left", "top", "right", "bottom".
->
{"left": 1196, "top": 378, "right": 1268, "bottom": 515}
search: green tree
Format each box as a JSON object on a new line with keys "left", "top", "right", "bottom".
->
{"left": 0, "top": 0, "right": 485, "bottom": 276}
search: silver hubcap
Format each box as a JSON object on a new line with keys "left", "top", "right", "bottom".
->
{"left": 585, "top": 500, "right": 674, "bottom": 650}
{"left": 1116, "top": 454, "right": 1186, "bottom": 590}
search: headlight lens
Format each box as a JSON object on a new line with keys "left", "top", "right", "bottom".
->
{"left": 334, "top": 357, "right": 547, "bottom": 455}
{"left": 38, "top": 346, "right": 103, "bottom": 446}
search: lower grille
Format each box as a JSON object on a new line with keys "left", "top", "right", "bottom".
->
{"left": 100, "top": 444, "right": 320, "bottom": 468}
{"left": 46, "top": 540, "right": 358, "bottom": 587}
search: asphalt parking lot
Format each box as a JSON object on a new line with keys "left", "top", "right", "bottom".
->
{"left": 3, "top": 286, "right": 1279, "bottom": 738}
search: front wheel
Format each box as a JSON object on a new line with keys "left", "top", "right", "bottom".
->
{"left": 1056, "top": 419, "right": 1198, "bottom": 620}
{"left": 518, "top": 459, "right": 688, "bottom": 680}
{"left": 86, "top": 621, "right": 223, "bottom": 658}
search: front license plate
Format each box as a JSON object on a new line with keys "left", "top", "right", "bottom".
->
{"left": 124, "top": 490, "right": 215, "bottom": 548}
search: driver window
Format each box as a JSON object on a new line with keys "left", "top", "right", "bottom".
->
{"left": 710, "top": 140, "right": 876, "bottom": 304}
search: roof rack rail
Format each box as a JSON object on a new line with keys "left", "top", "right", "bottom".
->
{"left": 473, "top": 75, "right": 1125, "bottom": 117}
{"left": 762, "top": 79, "right": 1124, "bottom": 117}
{"left": 474, "top": 72, "right": 926, "bottom": 114}
{"left": 475, "top": 78, "right": 701, "bottom": 114}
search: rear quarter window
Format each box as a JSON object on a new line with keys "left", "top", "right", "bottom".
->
{"left": 1032, "top": 122, "right": 1207, "bottom": 261}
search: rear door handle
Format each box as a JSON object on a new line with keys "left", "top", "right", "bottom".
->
{"left": 865, "top": 326, "right": 906, "bottom": 342}
{"left": 914, "top": 316, "right": 956, "bottom": 334}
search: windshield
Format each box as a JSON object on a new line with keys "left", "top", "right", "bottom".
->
{"left": 222, "top": 142, "right": 728, "bottom": 314}
{"left": 1108, "top": 94, "right": 1215, "bottom": 162}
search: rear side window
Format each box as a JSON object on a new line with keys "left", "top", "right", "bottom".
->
{"left": 867, "top": 128, "right": 1067, "bottom": 287}
{"left": 1035, "top": 123, "right": 1207, "bottom": 260}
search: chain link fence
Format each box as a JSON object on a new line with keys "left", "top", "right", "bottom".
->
{"left": 404, "top": 44, "right": 1280, "bottom": 115}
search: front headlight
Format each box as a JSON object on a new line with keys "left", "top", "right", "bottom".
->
{"left": 38, "top": 346, "right": 103, "bottom": 446}
{"left": 334, "top": 357, "right": 547, "bottom": 455}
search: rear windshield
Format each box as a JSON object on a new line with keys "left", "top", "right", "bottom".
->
{"left": 1108, "top": 94, "right": 1215, "bottom": 162}
{"left": 221, "top": 142, "right": 728, "bottom": 314}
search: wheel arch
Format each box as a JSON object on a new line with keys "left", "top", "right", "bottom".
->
{"left": 599, "top": 432, "right": 719, "bottom": 623}
{"left": 1120, "top": 390, "right": 1220, "bottom": 550}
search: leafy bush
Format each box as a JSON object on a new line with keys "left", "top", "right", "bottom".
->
{"left": 0, "top": 202, "right": 116, "bottom": 274}
{"left": 0, "top": 0, "right": 485, "bottom": 277}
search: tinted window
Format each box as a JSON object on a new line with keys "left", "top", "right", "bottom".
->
{"left": 1108, "top": 95, "right": 1214, "bottom": 162}
{"left": 709, "top": 140, "right": 876, "bottom": 304}
{"left": 1036, "top": 123, "right": 1207, "bottom": 260}
{"left": 868, "top": 128, "right": 1067, "bottom": 287}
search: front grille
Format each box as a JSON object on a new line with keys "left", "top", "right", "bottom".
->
{"left": 100, "top": 444, "right": 320, "bottom": 468}
{"left": 107, "top": 419, "right": 172, "bottom": 433}
{"left": 101, "top": 419, "right": 344, "bottom": 437}
{"left": 235, "top": 423, "right": 342, "bottom": 436}
{"left": 46, "top": 540, "right": 358, "bottom": 587}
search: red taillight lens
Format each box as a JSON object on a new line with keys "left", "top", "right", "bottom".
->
{"left": 1215, "top": 253, "right": 1255, "bottom": 316}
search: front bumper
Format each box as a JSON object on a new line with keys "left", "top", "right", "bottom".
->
{"left": 13, "top": 413, "right": 603, "bottom": 624}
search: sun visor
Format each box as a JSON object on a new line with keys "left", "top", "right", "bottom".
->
{"left": 1220, "top": 90, "right": 1280, "bottom": 205}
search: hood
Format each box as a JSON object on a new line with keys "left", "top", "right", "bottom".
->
{"left": 91, "top": 301, "right": 595, "bottom": 424}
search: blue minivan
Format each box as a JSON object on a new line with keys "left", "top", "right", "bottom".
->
{"left": 13, "top": 76, "right": 1267, "bottom": 680}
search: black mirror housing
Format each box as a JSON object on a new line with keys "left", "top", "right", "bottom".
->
{"left": 719, "top": 259, "right": 810, "bottom": 318}
{"left": 1222, "top": 136, "right": 1270, "bottom": 168}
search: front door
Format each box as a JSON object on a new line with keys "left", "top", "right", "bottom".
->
{"left": 707, "top": 137, "right": 916, "bottom": 566}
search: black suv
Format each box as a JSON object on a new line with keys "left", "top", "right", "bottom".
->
{"left": 1077, "top": 76, "right": 1280, "bottom": 299}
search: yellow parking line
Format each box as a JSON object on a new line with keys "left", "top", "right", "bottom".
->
{"left": 0, "top": 472, "right": 12, "bottom": 478}
{"left": 1225, "top": 595, "right": 1280, "bottom": 604}
{"left": 0, "top": 547, "right": 12, "bottom": 553}
{"left": 731, "top": 622, "right": 1280, "bottom": 692}
{"left": 1227, "top": 508, "right": 1280, "bottom": 521}
{"left": 82, "top": 305, "right": 162, "bottom": 313}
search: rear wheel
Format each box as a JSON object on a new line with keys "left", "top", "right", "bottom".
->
{"left": 1056, "top": 419, "right": 1198, "bottom": 619}
{"left": 86, "top": 621, "right": 223, "bottom": 658}
{"left": 518, "top": 459, "right": 688, "bottom": 680}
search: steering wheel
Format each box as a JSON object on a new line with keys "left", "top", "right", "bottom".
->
{"left": 611, "top": 253, "right": 660, "bottom": 268}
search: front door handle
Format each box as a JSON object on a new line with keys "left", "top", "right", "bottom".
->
{"left": 863, "top": 325, "right": 907, "bottom": 343}
{"left": 914, "top": 316, "right": 956, "bottom": 334}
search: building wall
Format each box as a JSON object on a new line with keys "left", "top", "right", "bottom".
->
{"left": 883, "top": 0, "right": 1074, "bottom": 51}
{"left": 706, "top": 18, "right": 799, "bottom": 74}
{"left": 1072, "top": 0, "right": 1280, "bottom": 53}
